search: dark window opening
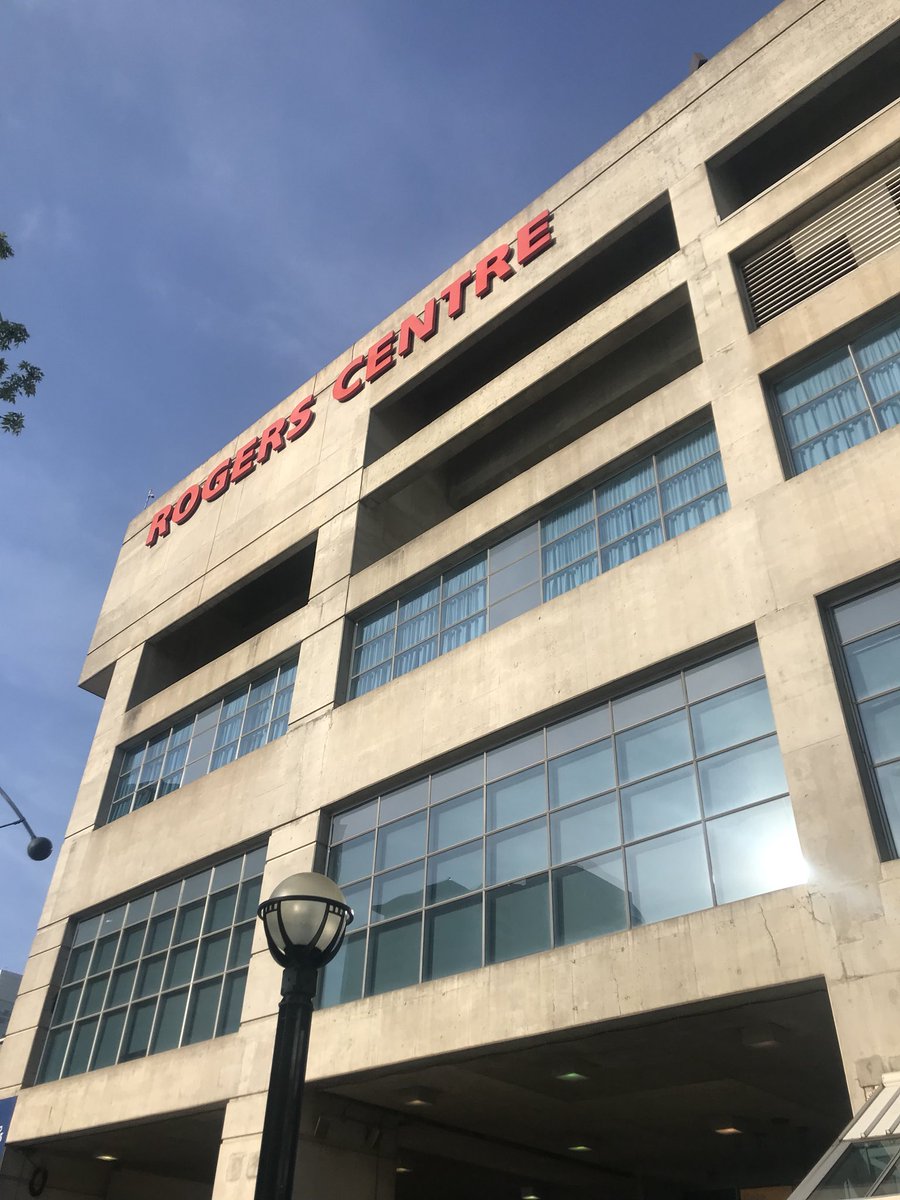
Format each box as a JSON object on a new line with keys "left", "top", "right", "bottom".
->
{"left": 353, "top": 290, "right": 701, "bottom": 573}
{"left": 364, "top": 197, "right": 680, "bottom": 465}
{"left": 128, "top": 538, "right": 316, "bottom": 708}
{"left": 709, "top": 23, "right": 900, "bottom": 217}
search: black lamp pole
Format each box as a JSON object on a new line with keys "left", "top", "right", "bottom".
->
{"left": 0, "top": 783, "right": 52, "bottom": 860}
{"left": 254, "top": 874, "right": 353, "bottom": 1200}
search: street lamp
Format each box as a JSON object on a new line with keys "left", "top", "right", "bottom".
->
{"left": 0, "top": 783, "right": 52, "bottom": 860}
{"left": 255, "top": 871, "right": 353, "bottom": 1200}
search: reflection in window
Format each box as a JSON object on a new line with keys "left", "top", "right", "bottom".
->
{"left": 108, "top": 660, "right": 297, "bottom": 823}
{"left": 771, "top": 310, "right": 900, "bottom": 475}
{"left": 808, "top": 1140, "right": 900, "bottom": 1200}
{"left": 348, "top": 423, "right": 729, "bottom": 699}
{"left": 322, "top": 643, "right": 804, "bottom": 1006}
{"left": 36, "top": 847, "right": 263, "bottom": 1083}
{"left": 833, "top": 580, "right": 900, "bottom": 856}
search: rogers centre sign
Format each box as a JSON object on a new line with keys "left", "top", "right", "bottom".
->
{"left": 146, "top": 210, "right": 554, "bottom": 547}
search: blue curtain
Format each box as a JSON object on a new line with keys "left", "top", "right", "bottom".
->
{"left": 793, "top": 413, "right": 874, "bottom": 471}
{"left": 542, "top": 523, "right": 597, "bottom": 573}
{"left": 543, "top": 555, "right": 599, "bottom": 601}
{"left": 656, "top": 424, "right": 718, "bottom": 479}
{"left": 774, "top": 349, "right": 855, "bottom": 415}
{"left": 393, "top": 638, "right": 437, "bottom": 679}
{"left": 660, "top": 456, "right": 725, "bottom": 513}
{"left": 356, "top": 605, "right": 397, "bottom": 646}
{"left": 442, "top": 554, "right": 487, "bottom": 598}
{"left": 441, "top": 582, "right": 487, "bottom": 628}
{"left": 854, "top": 315, "right": 900, "bottom": 370}
{"left": 398, "top": 581, "right": 440, "bottom": 622}
{"left": 441, "top": 613, "right": 487, "bottom": 653}
{"left": 600, "top": 524, "right": 662, "bottom": 571}
{"left": 350, "top": 662, "right": 392, "bottom": 699}
{"left": 396, "top": 608, "right": 438, "bottom": 652}
{"left": 599, "top": 490, "right": 658, "bottom": 543}
{"left": 541, "top": 494, "right": 594, "bottom": 544}
{"left": 352, "top": 630, "right": 394, "bottom": 675}
{"left": 783, "top": 381, "right": 867, "bottom": 446}
{"left": 664, "top": 488, "right": 730, "bottom": 538}
{"left": 877, "top": 396, "right": 900, "bottom": 431}
{"left": 597, "top": 459, "right": 654, "bottom": 512}
{"left": 863, "top": 360, "right": 900, "bottom": 404}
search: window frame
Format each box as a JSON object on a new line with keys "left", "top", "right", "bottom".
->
{"left": 821, "top": 569, "right": 900, "bottom": 862}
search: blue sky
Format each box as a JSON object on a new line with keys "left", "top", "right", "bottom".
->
{"left": 0, "top": 0, "right": 775, "bottom": 974}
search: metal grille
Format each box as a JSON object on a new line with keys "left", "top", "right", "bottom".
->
{"left": 741, "top": 161, "right": 900, "bottom": 327}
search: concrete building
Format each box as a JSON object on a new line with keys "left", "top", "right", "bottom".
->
{"left": 3, "top": 0, "right": 900, "bottom": 1196}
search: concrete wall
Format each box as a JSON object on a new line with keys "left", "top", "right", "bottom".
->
{"left": 3, "top": 0, "right": 900, "bottom": 1195}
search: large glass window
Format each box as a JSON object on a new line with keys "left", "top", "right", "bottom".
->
{"left": 349, "top": 423, "right": 729, "bottom": 698}
{"left": 108, "top": 660, "right": 296, "bottom": 823}
{"left": 321, "top": 643, "right": 804, "bottom": 1006}
{"left": 36, "top": 847, "right": 264, "bottom": 1083}
{"left": 771, "top": 310, "right": 900, "bottom": 475}
{"left": 833, "top": 579, "right": 900, "bottom": 856}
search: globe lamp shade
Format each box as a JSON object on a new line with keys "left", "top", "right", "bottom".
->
{"left": 258, "top": 872, "right": 353, "bottom": 968}
{"left": 27, "top": 835, "right": 53, "bottom": 861}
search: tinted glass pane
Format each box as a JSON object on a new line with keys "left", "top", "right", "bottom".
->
{"left": 152, "top": 990, "right": 189, "bottom": 1053}
{"left": 491, "top": 524, "right": 540, "bottom": 571}
{"left": 228, "top": 923, "right": 255, "bottom": 969}
{"left": 375, "top": 812, "right": 426, "bottom": 871}
{"left": 431, "top": 757, "right": 483, "bottom": 803}
{"left": 380, "top": 780, "right": 429, "bottom": 824}
{"left": 547, "top": 708, "right": 611, "bottom": 757}
{"left": 319, "top": 930, "right": 366, "bottom": 1007}
{"left": 427, "top": 842, "right": 482, "bottom": 904}
{"left": 54, "top": 985, "right": 82, "bottom": 1024}
{"left": 184, "top": 978, "right": 222, "bottom": 1045}
{"left": 429, "top": 789, "right": 484, "bottom": 852}
{"left": 626, "top": 826, "right": 712, "bottom": 925}
{"left": 690, "top": 679, "right": 774, "bottom": 756}
{"left": 371, "top": 861, "right": 424, "bottom": 922}
{"left": 165, "top": 942, "right": 198, "bottom": 989}
{"left": 331, "top": 801, "right": 377, "bottom": 844}
{"left": 809, "top": 1139, "right": 900, "bottom": 1200}
{"left": 80, "top": 974, "right": 110, "bottom": 1016}
{"left": 38, "top": 1026, "right": 71, "bottom": 1082}
{"left": 708, "top": 797, "right": 806, "bottom": 904}
{"left": 616, "top": 710, "right": 692, "bottom": 784}
{"left": 198, "top": 933, "right": 229, "bottom": 978}
{"left": 175, "top": 900, "right": 205, "bottom": 944}
{"left": 425, "top": 896, "right": 483, "bottom": 981}
{"left": 553, "top": 853, "right": 628, "bottom": 945}
{"left": 218, "top": 970, "right": 248, "bottom": 1036}
{"left": 487, "top": 732, "right": 544, "bottom": 782}
{"left": 488, "top": 875, "right": 550, "bottom": 964}
{"left": 91, "top": 934, "right": 118, "bottom": 975}
{"left": 64, "top": 943, "right": 93, "bottom": 984}
{"left": 835, "top": 582, "right": 900, "bottom": 643}
{"left": 486, "top": 764, "right": 546, "bottom": 830}
{"left": 368, "top": 916, "right": 422, "bottom": 995}
{"left": 63, "top": 1019, "right": 98, "bottom": 1077}
{"left": 205, "top": 887, "right": 238, "bottom": 933}
{"left": 236, "top": 878, "right": 262, "bottom": 922}
{"left": 107, "top": 965, "right": 137, "bottom": 1008}
{"left": 329, "top": 832, "right": 375, "bottom": 885}
{"left": 489, "top": 582, "right": 542, "bottom": 628}
{"left": 846, "top": 626, "right": 900, "bottom": 700}
{"left": 613, "top": 678, "right": 683, "bottom": 731}
{"left": 685, "top": 643, "right": 764, "bottom": 702}
{"left": 550, "top": 794, "right": 619, "bottom": 865}
{"left": 213, "top": 860, "right": 242, "bottom": 893}
{"left": 490, "top": 552, "right": 540, "bottom": 603}
{"left": 122, "top": 1000, "right": 156, "bottom": 1060}
{"left": 876, "top": 761, "right": 900, "bottom": 849}
{"left": 698, "top": 735, "right": 788, "bottom": 816}
{"left": 486, "top": 818, "right": 548, "bottom": 886}
{"left": 549, "top": 740, "right": 614, "bottom": 807}
{"left": 153, "top": 883, "right": 180, "bottom": 914}
{"left": 136, "top": 954, "right": 165, "bottom": 998}
{"left": 621, "top": 764, "right": 700, "bottom": 841}
{"left": 859, "top": 693, "right": 900, "bottom": 764}
{"left": 92, "top": 1010, "right": 126, "bottom": 1069}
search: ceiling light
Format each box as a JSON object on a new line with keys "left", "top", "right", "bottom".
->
{"left": 555, "top": 1071, "right": 589, "bottom": 1082}
{"left": 713, "top": 1126, "right": 742, "bottom": 1135}
{"left": 94, "top": 1154, "right": 118, "bottom": 1162}
{"left": 568, "top": 1145, "right": 593, "bottom": 1152}
{"left": 521, "top": 1189, "right": 540, "bottom": 1200}
{"left": 395, "top": 1165, "right": 412, "bottom": 1174}
{"left": 742, "top": 1023, "right": 780, "bottom": 1049}
{"left": 399, "top": 1086, "right": 439, "bottom": 1107}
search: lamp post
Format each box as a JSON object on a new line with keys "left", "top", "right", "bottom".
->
{"left": 0, "top": 784, "right": 52, "bottom": 860}
{"left": 254, "top": 871, "right": 353, "bottom": 1200}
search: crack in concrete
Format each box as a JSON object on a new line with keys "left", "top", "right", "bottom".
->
{"left": 760, "top": 905, "right": 781, "bottom": 967}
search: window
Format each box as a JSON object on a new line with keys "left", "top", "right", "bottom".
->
{"left": 832, "top": 579, "right": 900, "bottom": 857}
{"left": 771, "top": 311, "right": 900, "bottom": 474}
{"left": 321, "top": 643, "right": 804, "bottom": 1007}
{"left": 36, "top": 847, "right": 263, "bottom": 1083}
{"left": 108, "top": 660, "right": 296, "bottom": 823}
{"left": 349, "top": 423, "right": 729, "bottom": 699}
{"left": 807, "top": 1140, "right": 900, "bottom": 1200}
